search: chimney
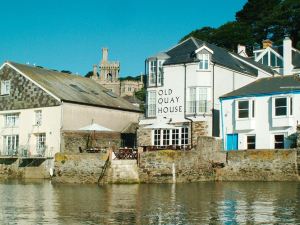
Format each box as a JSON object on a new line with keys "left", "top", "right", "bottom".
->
{"left": 283, "top": 36, "right": 293, "bottom": 75}
{"left": 237, "top": 44, "right": 248, "bottom": 57}
{"left": 102, "top": 48, "right": 108, "bottom": 62}
{"left": 262, "top": 40, "right": 273, "bottom": 49}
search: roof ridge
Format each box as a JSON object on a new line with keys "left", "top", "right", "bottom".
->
{"left": 165, "top": 36, "right": 198, "bottom": 52}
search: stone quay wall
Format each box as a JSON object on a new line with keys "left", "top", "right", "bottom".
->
{"left": 0, "top": 158, "right": 52, "bottom": 179}
{"left": 217, "top": 149, "right": 299, "bottom": 181}
{"left": 61, "top": 131, "right": 121, "bottom": 153}
{"left": 53, "top": 152, "right": 108, "bottom": 184}
{"left": 52, "top": 136, "right": 299, "bottom": 184}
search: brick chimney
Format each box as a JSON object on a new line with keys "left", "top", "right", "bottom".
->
{"left": 262, "top": 40, "right": 273, "bottom": 49}
{"left": 102, "top": 48, "right": 108, "bottom": 62}
{"left": 283, "top": 36, "right": 293, "bottom": 75}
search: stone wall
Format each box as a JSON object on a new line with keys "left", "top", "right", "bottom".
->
{"left": 61, "top": 131, "right": 121, "bottom": 153}
{"left": 53, "top": 152, "right": 108, "bottom": 183}
{"left": 217, "top": 149, "right": 299, "bottom": 181}
{"left": 0, "top": 158, "right": 52, "bottom": 179}
{"left": 136, "top": 126, "right": 152, "bottom": 146}
{"left": 192, "top": 121, "right": 209, "bottom": 146}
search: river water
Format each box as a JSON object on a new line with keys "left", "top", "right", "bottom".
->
{"left": 0, "top": 180, "right": 299, "bottom": 225}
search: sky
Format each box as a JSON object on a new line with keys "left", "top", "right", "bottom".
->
{"left": 0, "top": 0, "right": 247, "bottom": 77}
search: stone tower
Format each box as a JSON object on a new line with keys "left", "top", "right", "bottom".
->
{"left": 99, "top": 48, "right": 120, "bottom": 82}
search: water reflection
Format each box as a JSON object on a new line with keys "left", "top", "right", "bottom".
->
{"left": 0, "top": 180, "right": 299, "bottom": 224}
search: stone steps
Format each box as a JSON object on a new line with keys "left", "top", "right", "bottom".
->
{"left": 107, "top": 160, "right": 139, "bottom": 183}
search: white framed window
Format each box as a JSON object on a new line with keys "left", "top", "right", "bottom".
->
{"left": 1, "top": 80, "right": 11, "bottom": 95}
{"left": 149, "top": 60, "right": 157, "bottom": 85}
{"left": 274, "top": 134, "right": 284, "bottom": 149}
{"left": 247, "top": 135, "right": 255, "bottom": 149}
{"left": 199, "top": 87, "right": 208, "bottom": 113}
{"left": 5, "top": 113, "right": 19, "bottom": 127}
{"left": 153, "top": 127, "right": 189, "bottom": 147}
{"left": 147, "top": 91, "right": 156, "bottom": 117}
{"left": 157, "top": 61, "right": 163, "bottom": 85}
{"left": 199, "top": 54, "right": 209, "bottom": 70}
{"left": 3, "top": 135, "right": 19, "bottom": 155}
{"left": 188, "top": 87, "right": 210, "bottom": 114}
{"left": 36, "top": 133, "right": 46, "bottom": 155}
{"left": 35, "top": 110, "right": 42, "bottom": 126}
{"left": 237, "top": 100, "right": 249, "bottom": 118}
{"left": 274, "top": 97, "right": 287, "bottom": 116}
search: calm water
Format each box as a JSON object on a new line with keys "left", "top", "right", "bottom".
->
{"left": 0, "top": 180, "right": 299, "bottom": 225}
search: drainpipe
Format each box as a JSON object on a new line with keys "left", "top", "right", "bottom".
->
{"left": 212, "top": 63, "right": 215, "bottom": 136}
{"left": 183, "top": 63, "right": 193, "bottom": 148}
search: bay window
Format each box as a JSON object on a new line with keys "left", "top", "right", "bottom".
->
{"left": 188, "top": 87, "right": 210, "bottom": 114}
{"left": 148, "top": 60, "right": 163, "bottom": 86}
{"left": 273, "top": 96, "right": 293, "bottom": 117}
{"left": 147, "top": 91, "right": 156, "bottom": 117}
{"left": 238, "top": 100, "right": 249, "bottom": 118}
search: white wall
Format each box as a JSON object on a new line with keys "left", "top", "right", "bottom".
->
{"left": 0, "top": 106, "right": 62, "bottom": 156}
{"left": 62, "top": 102, "right": 141, "bottom": 132}
{"left": 221, "top": 93, "right": 298, "bottom": 150}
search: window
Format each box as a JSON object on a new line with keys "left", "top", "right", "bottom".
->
{"left": 149, "top": 60, "right": 157, "bottom": 85}
{"left": 147, "top": 91, "right": 156, "bottom": 117}
{"left": 1, "top": 80, "right": 11, "bottom": 95}
{"left": 4, "top": 135, "right": 19, "bottom": 156}
{"left": 154, "top": 129, "right": 161, "bottom": 146}
{"left": 189, "top": 87, "right": 197, "bottom": 114}
{"left": 188, "top": 87, "right": 209, "bottom": 114}
{"left": 181, "top": 127, "right": 189, "bottom": 146}
{"left": 238, "top": 101, "right": 249, "bottom": 118}
{"left": 172, "top": 129, "right": 179, "bottom": 145}
{"left": 157, "top": 61, "right": 163, "bottom": 85}
{"left": 252, "top": 100, "right": 255, "bottom": 118}
{"left": 290, "top": 97, "right": 293, "bottom": 115}
{"left": 35, "top": 110, "right": 42, "bottom": 126}
{"left": 199, "top": 88, "right": 208, "bottom": 113}
{"left": 5, "top": 114, "right": 19, "bottom": 127}
{"left": 275, "top": 97, "right": 287, "bottom": 116}
{"left": 163, "top": 130, "right": 170, "bottom": 146}
{"left": 36, "top": 133, "right": 46, "bottom": 155}
{"left": 199, "top": 54, "right": 209, "bottom": 70}
{"left": 247, "top": 135, "right": 255, "bottom": 149}
{"left": 152, "top": 127, "right": 189, "bottom": 147}
{"left": 274, "top": 134, "right": 284, "bottom": 149}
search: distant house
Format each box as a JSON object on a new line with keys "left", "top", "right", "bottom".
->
{"left": 253, "top": 37, "right": 300, "bottom": 75}
{"left": 138, "top": 37, "right": 274, "bottom": 149}
{"left": 220, "top": 75, "right": 300, "bottom": 151}
{"left": 0, "top": 61, "right": 141, "bottom": 157}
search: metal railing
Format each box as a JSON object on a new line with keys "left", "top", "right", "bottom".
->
{"left": 0, "top": 145, "right": 48, "bottom": 157}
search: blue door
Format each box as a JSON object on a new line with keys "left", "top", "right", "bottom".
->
{"left": 226, "top": 134, "right": 238, "bottom": 151}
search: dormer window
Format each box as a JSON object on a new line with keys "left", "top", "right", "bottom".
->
{"left": 199, "top": 54, "right": 209, "bottom": 70}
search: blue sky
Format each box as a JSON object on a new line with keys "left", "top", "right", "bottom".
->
{"left": 0, "top": 0, "right": 246, "bottom": 77}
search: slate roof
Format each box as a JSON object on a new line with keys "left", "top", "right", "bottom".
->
{"left": 221, "top": 75, "right": 300, "bottom": 99}
{"left": 7, "top": 62, "right": 141, "bottom": 112}
{"left": 158, "top": 37, "right": 274, "bottom": 76}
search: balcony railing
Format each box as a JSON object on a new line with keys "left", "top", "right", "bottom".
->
{"left": 186, "top": 100, "right": 211, "bottom": 115}
{"left": 0, "top": 145, "right": 47, "bottom": 157}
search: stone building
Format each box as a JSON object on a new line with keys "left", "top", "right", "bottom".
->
{"left": 90, "top": 48, "right": 144, "bottom": 97}
{"left": 0, "top": 61, "right": 141, "bottom": 157}
{"left": 91, "top": 48, "right": 144, "bottom": 97}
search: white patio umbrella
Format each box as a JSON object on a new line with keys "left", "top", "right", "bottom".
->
{"left": 144, "top": 121, "right": 176, "bottom": 129}
{"left": 79, "top": 123, "right": 113, "bottom": 148}
{"left": 79, "top": 123, "right": 113, "bottom": 132}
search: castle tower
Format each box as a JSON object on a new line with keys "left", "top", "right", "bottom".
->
{"left": 99, "top": 48, "right": 120, "bottom": 82}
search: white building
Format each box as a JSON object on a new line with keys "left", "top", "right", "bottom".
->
{"left": 138, "top": 37, "right": 274, "bottom": 149}
{"left": 0, "top": 61, "right": 141, "bottom": 157}
{"left": 220, "top": 75, "right": 300, "bottom": 150}
{"left": 253, "top": 37, "right": 300, "bottom": 75}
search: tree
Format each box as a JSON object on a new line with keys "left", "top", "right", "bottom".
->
{"left": 180, "top": 27, "right": 216, "bottom": 43}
